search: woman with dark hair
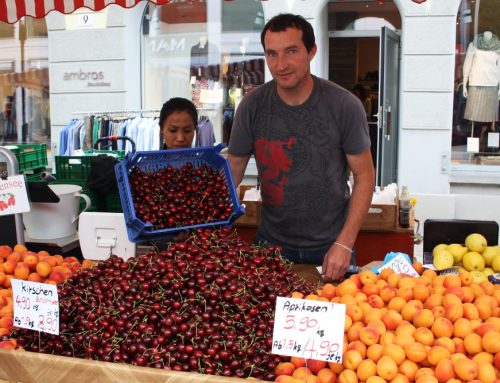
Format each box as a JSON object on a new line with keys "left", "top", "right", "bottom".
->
{"left": 353, "top": 84, "right": 372, "bottom": 120}
{"left": 159, "top": 97, "right": 197, "bottom": 149}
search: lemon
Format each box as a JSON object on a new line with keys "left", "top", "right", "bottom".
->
{"left": 464, "top": 233, "right": 487, "bottom": 253}
{"left": 433, "top": 250, "right": 454, "bottom": 270}
{"left": 482, "top": 246, "right": 499, "bottom": 266}
{"left": 462, "top": 251, "right": 485, "bottom": 271}
{"left": 483, "top": 267, "right": 494, "bottom": 276}
{"left": 492, "top": 253, "right": 500, "bottom": 273}
{"left": 432, "top": 244, "right": 448, "bottom": 258}
{"left": 470, "top": 270, "right": 488, "bottom": 284}
{"left": 447, "top": 243, "right": 468, "bottom": 265}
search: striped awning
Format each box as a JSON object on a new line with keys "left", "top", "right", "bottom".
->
{"left": 0, "top": 0, "right": 172, "bottom": 24}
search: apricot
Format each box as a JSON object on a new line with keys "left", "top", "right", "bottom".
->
{"left": 396, "top": 287, "right": 413, "bottom": 302}
{"left": 427, "top": 345, "right": 451, "bottom": 366}
{"left": 434, "top": 358, "right": 455, "bottom": 383}
{"left": 387, "top": 296, "right": 406, "bottom": 312}
{"left": 381, "top": 309, "right": 402, "bottom": 331}
{"left": 0, "top": 245, "right": 12, "bottom": 259}
{"left": 342, "top": 350, "right": 362, "bottom": 370}
{"left": 379, "top": 268, "right": 394, "bottom": 281}
{"left": 453, "top": 357, "right": 478, "bottom": 381}
{"left": 443, "top": 303, "right": 463, "bottom": 323}
{"left": 316, "top": 368, "right": 336, "bottom": 383}
{"left": 35, "top": 261, "right": 51, "bottom": 278}
{"left": 292, "top": 366, "right": 312, "bottom": 381}
{"left": 355, "top": 359, "right": 376, "bottom": 381}
{"left": 472, "top": 351, "right": 494, "bottom": 365}
{"left": 336, "top": 279, "right": 358, "bottom": 297}
{"left": 358, "top": 326, "right": 379, "bottom": 346}
{"left": 412, "top": 308, "right": 434, "bottom": 328}
{"left": 462, "top": 302, "right": 480, "bottom": 320}
{"left": 381, "top": 343, "right": 405, "bottom": 365}
{"left": 397, "top": 361, "right": 416, "bottom": 380}
{"left": 320, "top": 283, "right": 336, "bottom": 300}
{"left": 379, "top": 331, "right": 395, "bottom": 346}
{"left": 366, "top": 343, "right": 384, "bottom": 362}
{"left": 424, "top": 293, "right": 443, "bottom": 309}
{"left": 433, "top": 337, "right": 455, "bottom": 354}
{"left": 365, "top": 377, "right": 386, "bottom": 383}
{"left": 290, "top": 356, "right": 307, "bottom": 369}
{"left": 401, "top": 299, "right": 423, "bottom": 322}
{"left": 275, "top": 376, "right": 303, "bottom": 383}
{"left": 411, "top": 329, "right": 433, "bottom": 349}
{"left": 337, "top": 369, "right": 357, "bottom": 383}
{"left": 367, "top": 294, "right": 384, "bottom": 309}
{"left": 474, "top": 297, "right": 492, "bottom": 320}
{"left": 2, "top": 260, "right": 16, "bottom": 275}
{"left": 0, "top": 316, "right": 13, "bottom": 330}
{"left": 453, "top": 317, "right": 472, "bottom": 339}
{"left": 431, "top": 317, "right": 454, "bottom": 338}
{"left": 481, "top": 330, "right": 500, "bottom": 353}
{"left": 276, "top": 362, "right": 296, "bottom": 376}
{"left": 376, "top": 355, "right": 398, "bottom": 381}
{"left": 413, "top": 284, "right": 430, "bottom": 302}
{"left": 14, "top": 263, "right": 30, "bottom": 280}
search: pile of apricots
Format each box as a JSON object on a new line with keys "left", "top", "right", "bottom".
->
{"left": 276, "top": 265, "right": 500, "bottom": 383}
{"left": 0, "top": 244, "right": 92, "bottom": 347}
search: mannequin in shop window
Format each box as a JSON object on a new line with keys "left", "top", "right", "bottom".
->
{"left": 462, "top": 31, "right": 500, "bottom": 151}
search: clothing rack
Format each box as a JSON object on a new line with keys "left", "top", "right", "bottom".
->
{"left": 72, "top": 109, "right": 161, "bottom": 117}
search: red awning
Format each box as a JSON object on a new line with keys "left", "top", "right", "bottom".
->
{"left": 0, "top": 0, "right": 172, "bottom": 24}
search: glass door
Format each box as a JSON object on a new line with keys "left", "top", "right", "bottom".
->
{"left": 377, "top": 26, "right": 400, "bottom": 186}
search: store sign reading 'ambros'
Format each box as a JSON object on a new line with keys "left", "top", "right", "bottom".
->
{"left": 63, "top": 69, "right": 110, "bottom": 87}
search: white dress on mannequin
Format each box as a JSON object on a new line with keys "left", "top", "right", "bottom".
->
{"left": 462, "top": 31, "right": 500, "bottom": 122}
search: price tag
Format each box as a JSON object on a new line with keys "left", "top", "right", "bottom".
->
{"left": 11, "top": 279, "right": 59, "bottom": 335}
{"left": 378, "top": 254, "right": 419, "bottom": 277}
{"left": 272, "top": 297, "right": 345, "bottom": 363}
{"left": 0, "top": 175, "right": 30, "bottom": 216}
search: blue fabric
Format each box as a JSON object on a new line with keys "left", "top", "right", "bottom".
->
{"left": 253, "top": 231, "right": 357, "bottom": 268}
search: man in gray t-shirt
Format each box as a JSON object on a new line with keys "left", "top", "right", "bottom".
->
{"left": 228, "top": 14, "right": 375, "bottom": 281}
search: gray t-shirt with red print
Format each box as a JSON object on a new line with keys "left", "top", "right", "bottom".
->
{"left": 228, "top": 75, "right": 370, "bottom": 251}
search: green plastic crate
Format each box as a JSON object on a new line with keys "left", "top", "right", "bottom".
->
{"left": 54, "top": 151, "right": 124, "bottom": 213}
{"left": 1, "top": 143, "right": 48, "bottom": 173}
{"left": 55, "top": 150, "right": 124, "bottom": 182}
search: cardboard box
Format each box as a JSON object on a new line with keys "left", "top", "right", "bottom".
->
{"left": 0, "top": 349, "right": 257, "bottom": 383}
{"left": 234, "top": 185, "right": 261, "bottom": 227}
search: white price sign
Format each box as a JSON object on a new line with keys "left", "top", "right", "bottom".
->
{"left": 11, "top": 279, "right": 59, "bottom": 335}
{"left": 0, "top": 175, "right": 30, "bottom": 216}
{"left": 378, "top": 254, "right": 419, "bottom": 277}
{"left": 272, "top": 297, "right": 345, "bottom": 363}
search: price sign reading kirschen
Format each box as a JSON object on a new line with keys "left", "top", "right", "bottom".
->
{"left": 272, "top": 297, "right": 346, "bottom": 363}
{"left": 11, "top": 279, "right": 59, "bottom": 335}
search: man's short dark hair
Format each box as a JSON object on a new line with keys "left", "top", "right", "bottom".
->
{"left": 159, "top": 97, "right": 198, "bottom": 129}
{"left": 261, "top": 13, "right": 316, "bottom": 52}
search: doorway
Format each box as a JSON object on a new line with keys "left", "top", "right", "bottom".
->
{"left": 328, "top": 1, "right": 401, "bottom": 186}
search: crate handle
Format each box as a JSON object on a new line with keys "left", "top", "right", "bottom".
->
{"left": 94, "top": 136, "right": 136, "bottom": 153}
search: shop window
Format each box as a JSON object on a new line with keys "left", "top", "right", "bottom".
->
{"left": 0, "top": 19, "right": 50, "bottom": 146}
{"left": 452, "top": 0, "right": 500, "bottom": 166}
{"left": 141, "top": 0, "right": 265, "bottom": 144}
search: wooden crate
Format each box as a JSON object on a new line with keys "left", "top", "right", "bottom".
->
{"left": 234, "top": 185, "right": 261, "bottom": 227}
{"left": 0, "top": 349, "right": 261, "bottom": 383}
{"left": 361, "top": 203, "right": 398, "bottom": 231}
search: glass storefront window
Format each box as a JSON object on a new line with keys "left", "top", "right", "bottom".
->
{"left": 141, "top": 0, "right": 265, "bottom": 144}
{"left": 0, "top": 18, "right": 49, "bottom": 146}
{"left": 452, "top": 0, "right": 500, "bottom": 165}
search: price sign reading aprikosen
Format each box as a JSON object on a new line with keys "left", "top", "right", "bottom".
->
{"left": 11, "top": 279, "right": 59, "bottom": 335}
{"left": 272, "top": 297, "right": 346, "bottom": 363}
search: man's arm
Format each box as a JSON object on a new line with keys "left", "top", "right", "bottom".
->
{"left": 322, "top": 149, "right": 375, "bottom": 281}
{"left": 228, "top": 153, "right": 251, "bottom": 187}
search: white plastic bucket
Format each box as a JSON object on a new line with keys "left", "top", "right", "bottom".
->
{"left": 23, "top": 184, "right": 91, "bottom": 240}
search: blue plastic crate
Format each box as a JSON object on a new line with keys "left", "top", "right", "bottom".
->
{"left": 115, "top": 144, "right": 245, "bottom": 242}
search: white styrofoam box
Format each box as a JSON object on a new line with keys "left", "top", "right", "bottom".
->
{"left": 78, "top": 212, "right": 136, "bottom": 261}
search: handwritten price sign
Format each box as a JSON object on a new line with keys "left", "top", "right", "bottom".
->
{"left": 11, "top": 279, "right": 59, "bottom": 335}
{"left": 377, "top": 254, "right": 419, "bottom": 277}
{"left": 272, "top": 297, "right": 346, "bottom": 363}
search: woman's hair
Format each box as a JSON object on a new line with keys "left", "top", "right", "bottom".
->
{"left": 159, "top": 97, "right": 198, "bottom": 128}
{"left": 261, "top": 13, "right": 316, "bottom": 52}
{"left": 353, "top": 84, "right": 368, "bottom": 101}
